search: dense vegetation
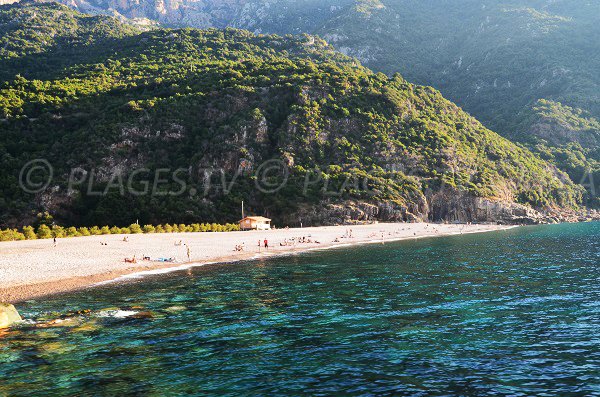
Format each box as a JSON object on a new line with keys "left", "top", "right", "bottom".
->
{"left": 0, "top": 211, "right": 240, "bottom": 241}
{"left": 316, "top": 0, "right": 600, "bottom": 198}
{"left": 54, "top": 0, "right": 600, "bottom": 198}
{"left": 0, "top": 3, "right": 585, "bottom": 228}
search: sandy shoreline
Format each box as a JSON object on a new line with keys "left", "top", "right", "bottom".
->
{"left": 0, "top": 223, "right": 513, "bottom": 303}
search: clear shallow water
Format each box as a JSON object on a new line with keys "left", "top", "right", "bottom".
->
{"left": 1, "top": 223, "right": 599, "bottom": 396}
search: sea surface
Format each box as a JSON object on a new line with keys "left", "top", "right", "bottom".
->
{"left": 1, "top": 222, "right": 599, "bottom": 396}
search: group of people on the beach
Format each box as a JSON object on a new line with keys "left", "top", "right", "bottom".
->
{"left": 233, "top": 235, "right": 327, "bottom": 252}
{"left": 234, "top": 239, "right": 269, "bottom": 253}
{"left": 280, "top": 236, "right": 320, "bottom": 246}
{"left": 234, "top": 239, "right": 268, "bottom": 252}
{"left": 234, "top": 243, "right": 246, "bottom": 252}
{"left": 333, "top": 229, "right": 354, "bottom": 242}
{"left": 105, "top": 222, "right": 482, "bottom": 266}
{"left": 122, "top": 239, "right": 190, "bottom": 264}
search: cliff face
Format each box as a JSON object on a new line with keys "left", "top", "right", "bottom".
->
{"left": 48, "top": 0, "right": 352, "bottom": 31}
{"left": 524, "top": 100, "right": 600, "bottom": 149}
{"left": 292, "top": 195, "right": 597, "bottom": 227}
{"left": 67, "top": 0, "right": 247, "bottom": 27}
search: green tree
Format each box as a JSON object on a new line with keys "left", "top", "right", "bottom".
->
{"left": 37, "top": 225, "right": 52, "bottom": 239}
{"left": 143, "top": 225, "right": 156, "bottom": 233}
{"left": 129, "top": 223, "right": 143, "bottom": 234}
{"left": 22, "top": 226, "right": 37, "bottom": 240}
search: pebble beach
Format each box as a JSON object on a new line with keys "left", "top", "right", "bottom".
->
{"left": 0, "top": 222, "right": 512, "bottom": 302}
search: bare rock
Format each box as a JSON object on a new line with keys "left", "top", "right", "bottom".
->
{"left": 0, "top": 303, "right": 22, "bottom": 329}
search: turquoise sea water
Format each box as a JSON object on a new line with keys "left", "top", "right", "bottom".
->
{"left": 1, "top": 222, "right": 599, "bottom": 396}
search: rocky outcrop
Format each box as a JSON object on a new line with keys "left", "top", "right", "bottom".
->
{"left": 428, "top": 192, "right": 541, "bottom": 224}
{"left": 530, "top": 118, "right": 599, "bottom": 149}
{"left": 427, "top": 190, "right": 593, "bottom": 225}
{"left": 0, "top": 303, "right": 22, "bottom": 329}
{"left": 288, "top": 193, "right": 598, "bottom": 226}
{"left": 290, "top": 200, "right": 427, "bottom": 226}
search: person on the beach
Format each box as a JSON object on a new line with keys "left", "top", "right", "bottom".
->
{"left": 186, "top": 245, "right": 191, "bottom": 261}
{"left": 53, "top": 237, "right": 57, "bottom": 247}
{"left": 264, "top": 239, "right": 269, "bottom": 249}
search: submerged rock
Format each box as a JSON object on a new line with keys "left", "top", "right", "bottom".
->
{"left": 130, "top": 311, "right": 155, "bottom": 320}
{"left": 0, "top": 303, "right": 22, "bottom": 329}
{"left": 36, "top": 317, "right": 81, "bottom": 329}
{"left": 164, "top": 305, "right": 187, "bottom": 313}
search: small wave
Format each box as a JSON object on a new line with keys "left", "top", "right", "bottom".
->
{"left": 93, "top": 261, "right": 219, "bottom": 286}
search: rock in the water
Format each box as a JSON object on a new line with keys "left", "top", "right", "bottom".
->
{"left": 0, "top": 303, "right": 22, "bottom": 329}
{"left": 131, "top": 311, "right": 154, "bottom": 320}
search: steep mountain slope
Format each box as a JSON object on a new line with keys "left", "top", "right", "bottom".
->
{"left": 318, "top": 0, "right": 600, "bottom": 181}
{"left": 42, "top": 0, "right": 599, "bottom": 200}
{"left": 0, "top": 3, "right": 586, "bottom": 228}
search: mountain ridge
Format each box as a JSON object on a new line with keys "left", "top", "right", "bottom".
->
{"left": 0, "top": 2, "right": 593, "bottom": 228}
{"left": 26, "top": 0, "right": 598, "bottom": 204}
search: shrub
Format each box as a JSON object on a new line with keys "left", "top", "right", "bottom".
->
{"left": 110, "top": 226, "right": 121, "bottom": 234}
{"left": 0, "top": 229, "right": 25, "bottom": 241}
{"left": 65, "top": 227, "right": 80, "bottom": 237}
{"left": 129, "top": 223, "right": 143, "bottom": 234}
{"left": 52, "top": 225, "right": 66, "bottom": 238}
{"left": 37, "top": 225, "right": 53, "bottom": 239}
{"left": 143, "top": 224, "right": 155, "bottom": 233}
{"left": 13, "top": 230, "right": 26, "bottom": 241}
{"left": 22, "top": 226, "right": 37, "bottom": 240}
{"left": 4, "top": 222, "right": 241, "bottom": 243}
{"left": 225, "top": 223, "right": 240, "bottom": 232}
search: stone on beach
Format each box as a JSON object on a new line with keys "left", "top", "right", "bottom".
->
{"left": 0, "top": 303, "right": 22, "bottom": 329}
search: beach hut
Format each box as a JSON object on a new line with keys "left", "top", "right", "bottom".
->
{"left": 239, "top": 216, "right": 272, "bottom": 231}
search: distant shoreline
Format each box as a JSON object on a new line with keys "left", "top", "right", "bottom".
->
{"left": 0, "top": 223, "right": 514, "bottom": 303}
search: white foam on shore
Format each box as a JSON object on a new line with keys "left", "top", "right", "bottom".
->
{"left": 93, "top": 261, "right": 219, "bottom": 286}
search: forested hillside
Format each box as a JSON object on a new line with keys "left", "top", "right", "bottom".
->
{"left": 316, "top": 0, "right": 600, "bottom": 192}
{"left": 0, "top": 3, "right": 588, "bottom": 228}
{"left": 40, "top": 0, "right": 599, "bottom": 197}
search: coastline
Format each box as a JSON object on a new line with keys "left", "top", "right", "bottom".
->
{"left": 0, "top": 223, "right": 514, "bottom": 303}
